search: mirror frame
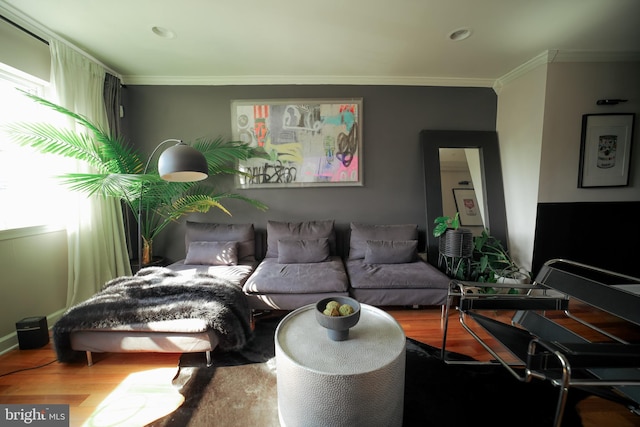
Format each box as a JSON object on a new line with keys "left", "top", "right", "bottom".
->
{"left": 421, "top": 130, "right": 508, "bottom": 264}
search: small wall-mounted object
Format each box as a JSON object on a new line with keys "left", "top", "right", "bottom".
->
{"left": 596, "top": 99, "right": 628, "bottom": 106}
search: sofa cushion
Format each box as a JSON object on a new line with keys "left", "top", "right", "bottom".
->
{"left": 185, "top": 222, "right": 255, "bottom": 261}
{"left": 364, "top": 240, "right": 417, "bottom": 264}
{"left": 346, "top": 258, "right": 450, "bottom": 291}
{"left": 243, "top": 256, "right": 348, "bottom": 294}
{"left": 266, "top": 220, "right": 335, "bottom": 258}
{"left": 349, "top": 223, "right": 418, "bottom": 259}
{"left": 185, "top": 241, "right": 238, "bottom": 265}
{"left": 277, "top": 238, "right": 330, "bottom": 264}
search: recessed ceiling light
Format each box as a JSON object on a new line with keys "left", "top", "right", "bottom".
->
{"left": 448, "top": 28, "right": 472, "bottom": 41}
{"left": 152, "top": 26, "right": 176, "bottom": 39}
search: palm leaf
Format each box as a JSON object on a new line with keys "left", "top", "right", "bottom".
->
{"left": 20, "top": 91, "right": 110, "bottom": 141}
{"left": 58, "top": 173, "right": 145, "bottom": 201}
{"left": 97, "top": 134, "right": 144, "bottom": 175}
{"left": 166, "top": 195, "right": 232, "bottom": 220}
{"left": 192, "top": 137, "right": 269, "bottom": 176}
{"left": 215, "top": 192, "right": 269, "bottom": 211}
{"left": 146, "top": 195, "right": 230, "bottom": 241}
{"left": 3, "top": 122, "right": 105, "bottom": 169}
{"left": 11, "top": 92, "right": 148, "bottom": 187}
{"left": 5, "top": 92, "right": 269, "bottom": 247}
{"left": 139, "top": 180, "right": 194, "bottom": 208}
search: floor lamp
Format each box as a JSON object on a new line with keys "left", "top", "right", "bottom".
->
{"left": 138, "top": 139, "right": 208, "bottom": 272}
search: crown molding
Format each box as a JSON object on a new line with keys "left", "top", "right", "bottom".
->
{"left": 493, "top": 49, "right": 640, "bottom": 94}
{"left": 552, "top": 50, "right": 640, "bottom": 63}
{"left": 121, "top": 74, "right": 496, "bottom": 88}
{"left": 492, "top": 50, "right": 557, "bottom": 94}
{"left": 5, "top": 2, "right": 637, "bottom": 93}
{"left": 120, "top": 50, "right": 640, "bottom": 88}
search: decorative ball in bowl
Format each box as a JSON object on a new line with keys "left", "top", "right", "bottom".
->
{"left": 315, "top": 296, "right": 361, "bottom": 341}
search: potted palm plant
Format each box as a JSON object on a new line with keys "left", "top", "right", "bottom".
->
{"left": 3, "top": 92, "right": 268, "bottom": 264}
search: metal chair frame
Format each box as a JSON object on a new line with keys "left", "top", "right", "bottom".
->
{"left": 440, "top": 259, "right": 640, "bottom": 427}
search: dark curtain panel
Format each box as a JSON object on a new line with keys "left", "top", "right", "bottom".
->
{"left": 103, "top": 73, "right": 121, "bottom": 138}
{"left": 103, "top": 73, "right": 133, "bottom": 259}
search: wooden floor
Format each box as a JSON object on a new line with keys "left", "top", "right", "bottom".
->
{"left": 1, "top": 301, "right": 639, "bottom": 426}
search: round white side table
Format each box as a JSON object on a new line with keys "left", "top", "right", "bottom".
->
{"left": 275, "top": 303, "right": 406, "bottom": 427}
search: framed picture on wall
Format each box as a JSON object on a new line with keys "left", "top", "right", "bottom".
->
{"left": 452, "top": 188, "right": 483, "bottom": 226}
{"left": 578, "top": 113, "right": 635, "bottom": 188}
{"left": 231, "top": 98, "right": 363, "bottom": 188}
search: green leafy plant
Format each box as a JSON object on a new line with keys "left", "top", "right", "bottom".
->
{"left": 469, "top": 229, "right": 530, "bottom": 289}
{"left": 3, "top": 91, "right": 268, "bottom": 261}
{"left": 432, "top": 212, "right": 460, "bottom": 237}
{"left": 433, "top": 212, "right": 474, "bottom": 280}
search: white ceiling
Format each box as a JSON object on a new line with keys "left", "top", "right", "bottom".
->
{"left": 2, "top": 0, "right": 640, "bottom": 87}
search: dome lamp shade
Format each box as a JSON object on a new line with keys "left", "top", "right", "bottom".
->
{"left": 158, "top": 142, "right": 208, "bottom": 182}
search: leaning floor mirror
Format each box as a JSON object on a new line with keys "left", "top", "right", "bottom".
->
{"left": 421, "top": 130, "right": 508, "bottom": 264}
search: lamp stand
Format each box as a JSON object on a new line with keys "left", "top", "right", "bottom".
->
{"left": 136, "top": 138, "right": 209, "bottom": 273}
{"left": 137, "top": 138, "right": 182, "bottom": 273}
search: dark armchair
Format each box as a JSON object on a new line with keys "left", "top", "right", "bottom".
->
{"left": 441, "top": 259, "right": 640, "bottom": 427}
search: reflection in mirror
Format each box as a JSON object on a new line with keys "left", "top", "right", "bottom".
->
{"left": 440, "top": 148, "right": 485, "bottom": 232}
{"left": 421, "top": 130, "right": 508, "bottom": 265}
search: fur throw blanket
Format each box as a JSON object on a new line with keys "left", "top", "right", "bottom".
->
{"left": 53, "top": 267, "right": 252, "bottom": 362}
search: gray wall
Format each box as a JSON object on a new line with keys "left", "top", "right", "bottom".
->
{"left": 123, "top": 85, "right": 497, "bottom": 262}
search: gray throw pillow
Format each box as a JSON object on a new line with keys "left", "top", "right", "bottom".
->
{"left": 185, "top": 241, "right": 238, "bottom": 265}
{"left": 185, "top": 222, "right": 255, "bottom": 261}
{"left": 364, "top": 240, "right": 418, "bottom": 264}
{"left": 266, "top": 220, "right": 335, "bottom": 258}
{"left": 349, "top": 223, "right": 418, "bottom": 259}
{"left": 277, "top": 238, "right": 330, "bottom": 264}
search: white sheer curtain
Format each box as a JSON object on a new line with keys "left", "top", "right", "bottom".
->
{"left": 48, "top": 40, "right": 131, "bottom": 306}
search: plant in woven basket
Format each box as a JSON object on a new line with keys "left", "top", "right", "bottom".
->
{"left": 433, "top": 213, "right": 474, "bottom": 279}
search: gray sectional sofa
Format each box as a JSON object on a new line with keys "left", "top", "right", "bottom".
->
{"left": 170, "top": 219, "right": 450, "bottom": 311}
{"left": 54, "top": 219, "right": 451, "bottom": 364}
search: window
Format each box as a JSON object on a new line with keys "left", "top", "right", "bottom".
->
{"left": 0, "top": 68, "right": 72, "bottom": 231}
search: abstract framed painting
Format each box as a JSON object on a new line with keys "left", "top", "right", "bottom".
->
{"left": 578, "top": 113, "right": 635, "bottom": 188}
{"left": 231, "top": 98, "right": 363, "bottom": 188}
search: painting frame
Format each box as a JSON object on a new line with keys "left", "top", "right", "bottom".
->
{"left": 452, "top": 188, "right": 483, "bottom": 226}
{"left": 231, "top": 98, "right": 363, "bottom": 188}
{"left": 578, "top": 113, "right": 635, "bottom": 188}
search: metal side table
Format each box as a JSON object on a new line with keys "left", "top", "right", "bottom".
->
{"left": 275, "top": 304, "right": 406, "bottom": 427}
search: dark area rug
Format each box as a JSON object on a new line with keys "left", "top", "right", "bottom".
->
{"left": 149, "top": 315, "right": 590, "bottom": 427}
